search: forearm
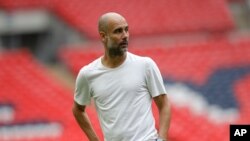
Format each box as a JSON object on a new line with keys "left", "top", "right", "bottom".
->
{"left": 158, "top": 99, "right": 171, "bottom": 140}
{"left": 73, "top": 109, "right": 99, "bottom": 141}
{"left": 154, "top": 94, "right": 171, "bottom": 140}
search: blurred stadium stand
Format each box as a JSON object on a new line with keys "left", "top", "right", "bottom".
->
{"left": 0, "top": 0, "right": 250, "bottom": 141}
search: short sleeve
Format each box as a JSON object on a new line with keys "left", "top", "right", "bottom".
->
{"left": 145, "top": 57, "right": 167, "bottom": 97}
{"left": 74, "top": 68, "right": 91, "bottom": 105}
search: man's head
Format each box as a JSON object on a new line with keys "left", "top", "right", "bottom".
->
{"left": 98, "top": 12, "right": 129, "bottom": 57}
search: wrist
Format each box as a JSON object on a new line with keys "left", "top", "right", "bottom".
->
{"left": 158, "top": 132, "right": 167, "bottom": 141}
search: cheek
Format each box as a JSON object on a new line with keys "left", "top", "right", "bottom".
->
{"left": 110, "top": 35, "right": 120, "bottom": 42}
{"left": 108, "top": 38, "right": 119, "bottom": 45}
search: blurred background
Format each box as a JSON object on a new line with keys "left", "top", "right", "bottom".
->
{"left": 0, "top": 0, "right": 250, "bottom": 141}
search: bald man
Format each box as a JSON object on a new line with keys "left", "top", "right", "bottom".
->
{"left": 72, "top": 12, "right": 171, "bottom": 141}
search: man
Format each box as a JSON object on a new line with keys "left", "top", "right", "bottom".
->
{"left": 72, "top": 12, "right": 171, "bottom": 141}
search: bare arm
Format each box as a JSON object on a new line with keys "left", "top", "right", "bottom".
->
{"left": 153, "top": 94, "right": 171, "bottom": 140}
{"left": 72, "top": 102, "right": 100, "bottom": 141}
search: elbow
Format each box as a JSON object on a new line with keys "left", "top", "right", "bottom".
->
{"left": 165, "top": 95, "right": 171, "bottom": 113}
{"left": 72, "top": 102, "right": 86, "bottom": 116}
{"left": 160, "top": 95, "right": 171, "bottom": 114}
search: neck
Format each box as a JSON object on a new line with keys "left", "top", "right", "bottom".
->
{"left": 102, "top": 51, "right": 127, "bottom": 68}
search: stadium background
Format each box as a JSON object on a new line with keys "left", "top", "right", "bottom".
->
{"left": 0, "top": 0, "right": 250, "bottom": 141}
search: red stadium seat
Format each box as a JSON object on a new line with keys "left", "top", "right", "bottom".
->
{"left": 55, "top": 0, "right": 235, "bottom": 38}
{"left": 0, "top": 49, "right": 101, "bottom": 141}
{"left": 1, "top": 0, "right": 235, "bottom": 38}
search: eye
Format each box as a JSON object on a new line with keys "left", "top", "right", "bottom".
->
{"left": 125, "top": 27, "right": 129, "bottom": 32}
{"left": 114, "top": 28, "right": 123, "bottom": 34}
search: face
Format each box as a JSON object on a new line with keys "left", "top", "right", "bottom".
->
{"left": 101, "top": 18, "right": 129, "bottom": 57}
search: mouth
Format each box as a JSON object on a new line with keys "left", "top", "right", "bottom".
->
{"left": 120, "top": 42, "right": 128, "bottom": 47}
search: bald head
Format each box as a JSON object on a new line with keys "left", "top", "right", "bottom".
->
{"left": 98, "top": 12, "right": 127, "bottom": 33}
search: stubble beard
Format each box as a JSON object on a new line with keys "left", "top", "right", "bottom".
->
{"left": 108, "top": 45, "right": 127, "bottom": 57}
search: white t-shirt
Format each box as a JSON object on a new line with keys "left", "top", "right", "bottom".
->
{"left": 74, "top": 52, "right": 167, "bottom": 141}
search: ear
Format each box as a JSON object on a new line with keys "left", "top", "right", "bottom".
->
{"left": 99, "top": 31, "right": 106, "bottom": 42}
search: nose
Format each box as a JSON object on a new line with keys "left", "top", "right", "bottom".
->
{"left": 122, "top": 30, "right": 129, "bottom": 40}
